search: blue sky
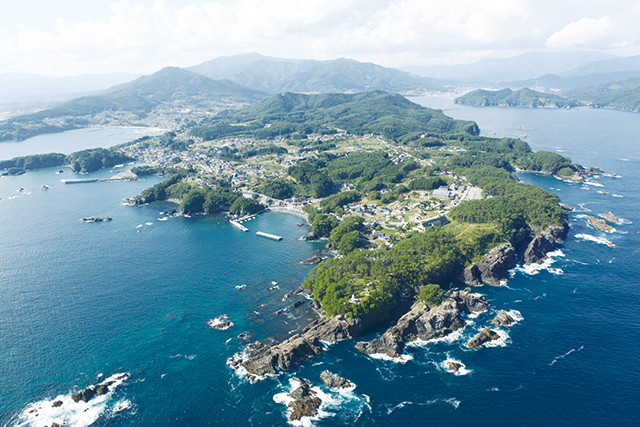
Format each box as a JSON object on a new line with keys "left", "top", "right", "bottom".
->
{"left": 2, "top": 0, "right": 639, "bottom": 75}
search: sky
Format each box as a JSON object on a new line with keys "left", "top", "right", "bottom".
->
{"left": 1, "top": 0, "right": 639, "bottom": 76}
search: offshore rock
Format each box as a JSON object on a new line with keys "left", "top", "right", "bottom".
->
{"left": 459, "top": 243, "right": 516, "bottom": 286}
{"left": 238, "top": 334, "right": 324, "bottom": 376}
{"left": 356, "top": 289, "right": 488, "bottom": 358}
{"left": 467, "top": 327, "right": 500, "bottom": 348}
{"left": 600, "top": 212, "right": 619, "bottom": 224}
{"left": 491, "top": 310, "right": 514, "bottom": 326}
{"left": 583, "top": 215, "right": 614, "bottom": 232}
{"left": 301, "top": 232, "right": 317, "bottom": 241}
{"left": 300, "top": 256, "right": 323, "bottom": 264}
{"left": 71, "top": 388, "right": 96, "bottom": 403}
{"left": 448, "top": 362, "right": 463, "bottom": 372}
{"left": 288, "top": 379, "right": 322, "bottom": 421}
{"left": 320, "top": 371, "right": 352, "bottom": 388}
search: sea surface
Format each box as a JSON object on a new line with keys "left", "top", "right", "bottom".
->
{"left": 0, "top": 127, "right": 162, "bottom": 159}
{"left": 1, "top": 102, "right": 639, "bottom": 426}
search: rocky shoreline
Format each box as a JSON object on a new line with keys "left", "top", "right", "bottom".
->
{"left": 460, "top": 221, "right": 569, "bottom": 287}
{"left": 228, "top": 221, "right": 569, "bottom": 379}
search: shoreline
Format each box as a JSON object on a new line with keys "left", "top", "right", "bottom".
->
{"left": 267, "top": 206, "right": 309, "bottom": 222}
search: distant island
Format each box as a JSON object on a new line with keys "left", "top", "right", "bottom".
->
{"left": 455, "top": 78, "right": 640, "bottom": 112}
{"left": 454, "top": 88, "right": 580, "bottom": 109}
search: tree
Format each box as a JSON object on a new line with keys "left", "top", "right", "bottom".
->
{"left": 311, "top": 214, "right": 338, "bottom": 237}
{"left": 418, "top": 284, "right": 445, "bottom": 308}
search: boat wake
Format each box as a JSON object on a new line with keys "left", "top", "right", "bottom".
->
{"left": 549, "top": 345, "right": 585, "bottom": 366}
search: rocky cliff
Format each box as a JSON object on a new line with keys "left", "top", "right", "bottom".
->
{"left": 355, "top": 288, "right": 488, "bottom": 358}
{"left": 459, "top": 221, "right": 569, "bottom": 287}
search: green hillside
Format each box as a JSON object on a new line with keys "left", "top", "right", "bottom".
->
{"left": 0, "top": 67, "right": 269, "bottom": 141}
{"left": 454, "top": 88, "right": 580, "bottom": 108}
{"left": 190, "top": 91, "right": 479, "bottom": 142}
{"left": 188, "top": 56, "right": 444, "bottom": 94}
{"left": 563, "top": 77, "right": 640, "bottom": 111}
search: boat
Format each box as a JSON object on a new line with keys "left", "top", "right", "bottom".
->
{"left": 41, "top": 185, "right": 49, "bottom": 190}
{"left": 235, "top": 285, "right": 246, "bottom": 290}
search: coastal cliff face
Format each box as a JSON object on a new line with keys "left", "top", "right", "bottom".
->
{"left": 523, "top": 222, "right": 569, "bottom": 264}
{"left": 459, "top": 220, "right": 569, "bottom": 286}
{"left": 355, "top": 289, "right": 488, "bottom": 358}
{"left": 459, "top": 243, "right": 517, "bottom": 287}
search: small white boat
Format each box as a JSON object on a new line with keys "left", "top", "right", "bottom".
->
{"left": 235, "top": 285, "right": 246, "bottom": 290}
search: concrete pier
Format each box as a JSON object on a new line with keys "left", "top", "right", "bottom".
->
{"left": 230, "top": 220, "right": 249, "bottom": 232}
{"left": 256, "top": 231, "right": 282, "bottom": 241}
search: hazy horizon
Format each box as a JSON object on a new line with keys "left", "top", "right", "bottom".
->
{"left": 1, "top": 0, "right": 639, "bottom": 76}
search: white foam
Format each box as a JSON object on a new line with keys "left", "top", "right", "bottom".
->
{"left": 505, "top": 309, "right": 524, "bottom": 323}
{"left": 145, "top": 222, "right": 153, "bottom": 226}
{"left": 482, "top": 328, "right": 510, "bottom": 348}
{"left": 157, "top": 217, "right": 168, "bottom": 221}
{"left": 368, "top": 352, "right": 413, "bottom": 364}
{"left": 10, "top": 373, "right": 130, "bottom": 427}
{"left": 407, "top": 328, "right": 464, "bottom": 347}
{"left": 135, "top": 224, "right": 143, "bottom": 228}
{"left": 207, "top": 315, "right": 233, "bottom": 330}
{"left": 584, "top": 181, "right": 604, "bottom": 187}
{"left": 273, "top": 378, "right": 345, "bottom": 427}
{"left": 441, "top": 358, "right": 471, "bottom": 376}
{"left": 612, "top": 194, "right": 623, "bottom": 198}
{"left": 575, "top": 233, "right": 615, "bottom": 248}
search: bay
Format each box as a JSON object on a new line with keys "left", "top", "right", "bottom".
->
{"left": 0, "top": 127, "right": 162, "bottom": 160}
{"left": 1, "top": 100, "right": 639, "bottom": 426}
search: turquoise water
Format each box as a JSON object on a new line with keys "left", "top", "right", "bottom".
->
{"left": 1, "top": 102, "right": 639, "bottom": 426}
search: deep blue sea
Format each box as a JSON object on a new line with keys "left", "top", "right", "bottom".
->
{"left": 1, "top": 101, "right": 639, "bottom": 427}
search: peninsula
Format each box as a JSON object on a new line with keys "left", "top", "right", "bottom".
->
{"left": 107, "top": 91, "right": 584, "bottom": 377}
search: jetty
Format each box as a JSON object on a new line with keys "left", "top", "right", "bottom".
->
{"left": 230, "top": 220, "right": 249, "bottom": 232}
{"left": 256, "top": 231, "right": 282, "bottom": 241}
{"left": 61, "top": 171, "right": 139, "bottom": 184}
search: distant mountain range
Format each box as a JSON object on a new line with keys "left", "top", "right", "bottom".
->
{"left": 2, "top": 51, "right": 639, "bottom": 142}
{"left": 187, "top": 53, "right": 444, "bottom": 94}
{"left": 402, "top": 51, "right": 616, "bottom": 83}
{"left": 17, "top": 67, "right": 268, "bottom": 121}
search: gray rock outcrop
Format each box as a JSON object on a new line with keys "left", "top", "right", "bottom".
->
{"left": 459, "top": 243, "right": 517, "bottom": 286}
{"left": 523, "top": 222, "right": 569, "bottom": 265}
{"left": 320, "top": 371, "right": 352, "bottom": 388}
{"left": 355, "top": 289, "right": 488, "bottom": 358}
{"left": 467, "top": 327, "right": 500, "bottom": 348}
{"left": 288, "top": 379, "right": 322, "bottom": 421}
{"left": 491, "top": 310, "right": 514, "bottom": 326}
{"left": 232, "top": 334, "right": 324, "bottom": 376}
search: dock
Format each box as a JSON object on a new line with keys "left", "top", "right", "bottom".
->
{"left": 60, "top": 178, "right": 100, "bottom": 184}
{"left": 256, "top": 231, "right": 282, "bottom": 241}
{"left": 230, "top": 220, "right": 249, "bottom": 232}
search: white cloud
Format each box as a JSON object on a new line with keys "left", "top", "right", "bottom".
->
{"left": 1, "top": 0, "right": 640, "bottom": 75}
{"left": 546, "top": 16, "right": 618, "bottom": 48}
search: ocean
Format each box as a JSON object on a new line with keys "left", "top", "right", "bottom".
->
{"left": 1, "top": 99, "right": 639, "bottom": 426}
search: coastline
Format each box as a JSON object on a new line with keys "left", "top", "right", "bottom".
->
{"left": 267, "top": 206, "right": 309, "bottom": 222}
